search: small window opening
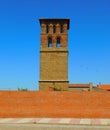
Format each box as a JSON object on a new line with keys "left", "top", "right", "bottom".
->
{"left": 56, "top": 37, "right": 61, "bottom": 48}
{"left": 46, "top": 25, "right": 49, "bottom": 33}
{"left": 60, "top": 25, "right": 63, "bottom": 33}
{"left": 48, "top": 38, "right": 52, "bottom": 47}
{"left": 53, "top": 25, "right": 56, "bottom": 33}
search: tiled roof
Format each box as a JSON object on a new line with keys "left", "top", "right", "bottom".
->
{"left": 69, "top": 84, "right": 90, "bottom": 88}
{"left": 98, "top": 84, "right": 110, "bottom": 90}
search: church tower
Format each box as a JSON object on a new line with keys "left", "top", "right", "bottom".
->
{"left": 39, "top": 19, "right": 70, "bottom": 91}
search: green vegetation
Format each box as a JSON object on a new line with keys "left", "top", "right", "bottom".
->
{"left": 53, "top": 86, "right": 67, "bottom": 91}
{"left": 18, "top": 87, "right": 28, "bottom": 91}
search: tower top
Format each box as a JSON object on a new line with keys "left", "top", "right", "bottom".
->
{"left": 39, "top": 18, "right": 70, "bottom": 29}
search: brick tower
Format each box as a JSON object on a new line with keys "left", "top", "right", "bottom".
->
{"left": 39, "top": 19, "right": 70, "bottom": 91}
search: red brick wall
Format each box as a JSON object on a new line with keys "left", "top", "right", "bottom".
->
{"left": 0, "top": 91, "right": 110, "bottom": 118}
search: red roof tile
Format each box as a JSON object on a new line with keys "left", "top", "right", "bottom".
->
{"left": 98, "top": 84, "right": 110, "bottom": 90}
{"left": 69, "top": 84, "right": 90, "bottom": 88}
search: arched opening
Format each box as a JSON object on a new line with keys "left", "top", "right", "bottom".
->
{"left": 60, "top": 25, "right": 63, "bottom": 33}
{"left": 53, "top": 25, "right": 56, "bottom": 33}
{"left": 48, "top": 37, "right": 52, "bottom": 47}
{"left": 46, "top": 25, "right": 49, "bottom": 33}
{"left": 56, "top": 37, "right": 61, "bottom": 48}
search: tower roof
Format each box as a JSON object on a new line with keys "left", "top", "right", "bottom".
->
{"left": 39, "top": 18, "right": 70, "bottom": 29}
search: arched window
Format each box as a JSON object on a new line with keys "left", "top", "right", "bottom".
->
{"left": 53, "top": 25, "right": 56, "bottom": 33}
{"left": 48, "top": 37, "right": 52, "bottom": 47}
{"left": 46, "top": 25, "right": 49, "bottom": 33}
{"left": 60, "top": 25, "right": 63, "bottom": 33}
{"left": 56, "top": 37, "right": 61, "bottom": 48}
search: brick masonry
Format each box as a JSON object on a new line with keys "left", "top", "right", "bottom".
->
{"left": 0, "top": 91, "right": 110, "bottom": 118}
{"left": 39, "top": 19, "right": 69, "bottom": 90}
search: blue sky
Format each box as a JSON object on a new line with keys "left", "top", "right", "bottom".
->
{"left": 0, "top": 0, "right": 110, "bottom": 90}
